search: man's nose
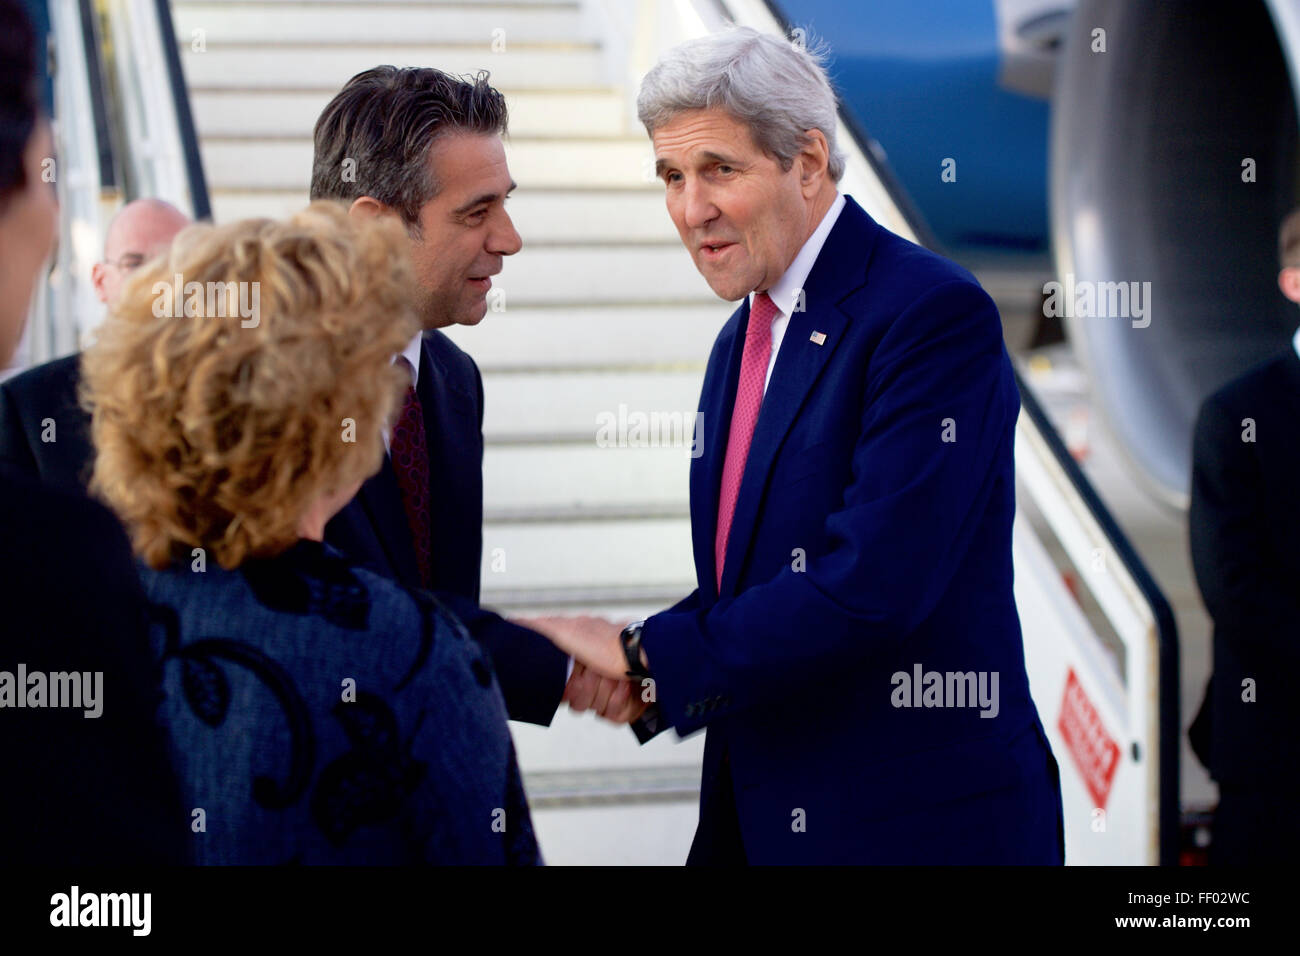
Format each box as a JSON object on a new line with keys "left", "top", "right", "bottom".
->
{"left": 682, "top": 179, "right": 718, "bottom": 231}
{"left": 489, "top": 207, "right": 523, "bottom": 256}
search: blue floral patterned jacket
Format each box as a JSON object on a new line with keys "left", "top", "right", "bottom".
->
{"left": 140, "top": 538, "right": 540, "bottom": 865}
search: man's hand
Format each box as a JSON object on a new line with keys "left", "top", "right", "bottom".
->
{"left": 515, "top": 615, "right": 632, "bottom": 681}
{"left": 514, "top": 614, "right": 652, "bottom": 724}
{"left": 562, "top": 662, "right": 648, "bottom": 724}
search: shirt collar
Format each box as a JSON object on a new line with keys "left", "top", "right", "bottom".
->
{"left": 396, "top": 332, "right": 423, "bottom": 387}
{"left": 749, "top": 191, "right": 846, "bottom": 318}
{"left": 1293, "top": 324, "right": 1300, "bottom": 363}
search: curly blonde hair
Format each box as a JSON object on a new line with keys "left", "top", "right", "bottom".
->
{"left": 82, "top": 202, "right": 419, "bottom": 570}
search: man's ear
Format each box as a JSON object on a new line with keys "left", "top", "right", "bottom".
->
{"left": 347, "top": 196, "right": 389, "bottom": 221}
{"left": 1278, "top": 267, "right": 1300, "bottom": 305}
{"left": 90, "top": 262, "right": 108, "bottom": 305}
{"left": 797, "top": 128, "right": 830, "bottom": 198}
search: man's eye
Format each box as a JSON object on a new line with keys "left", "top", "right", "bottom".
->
{"left": 663, "top": 172, "right": 682, "bottom": 185}
{"left": 717, "top": 165, "right": 735, "bottom": 175}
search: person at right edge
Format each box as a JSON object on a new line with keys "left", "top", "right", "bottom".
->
{"left": 1189, "top": 207, "right": 1300, "bottom": 866}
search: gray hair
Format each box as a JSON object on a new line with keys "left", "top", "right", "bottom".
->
{"left": 636, "top": 26, "right": 845, "bottom": 182}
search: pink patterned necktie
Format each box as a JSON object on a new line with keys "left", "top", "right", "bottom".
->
{"left": 389, "top": 357, "right": 433, "bottom": 589}
{"left": 714, "top": 292, "right": 777, "bottom": 591}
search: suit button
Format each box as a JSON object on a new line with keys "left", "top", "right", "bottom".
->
{"left": 471, "top": 659, "right": 492, "bottom": 688}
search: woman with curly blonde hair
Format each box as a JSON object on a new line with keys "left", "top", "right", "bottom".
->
{"left": 83, "top": 202, "right": 539, "bottom": 864}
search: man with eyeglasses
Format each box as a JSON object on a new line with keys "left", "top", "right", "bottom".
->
{"left": 0, "top": 198, "right": 190, "bottom": 491}
{"left": 89, "top": 198, "right": 190, "bottom": 307}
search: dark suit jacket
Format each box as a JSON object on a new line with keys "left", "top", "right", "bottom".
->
{"left": 0, "top": 353, "right": 89, "bottom": 492}
{"left": 324, "top": 331, "right": 567, "bottom": 726}
{"left": 639, "top": 196, "right": 1064, "bottom": 864}
{"left": 0, "top": 333, "right": 567, "bottom": 726}
{"left": 1188, "top": 349, "right": 1300, "bottom": 791}
{"left": 0, "top": 465, "right": 188, "bottom": 864}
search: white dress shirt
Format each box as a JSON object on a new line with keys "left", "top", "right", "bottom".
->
{"left": 1293, "top": 324, "right": 1300, "bottom": 361}
{"left": 398, "top": 332, "right": 423, "bottom": 387}
{"left": 748, "top": 192, "right": 847, "bottom": 394}
{"left": 382, "top": 332, "right": 425, "bottom": 454}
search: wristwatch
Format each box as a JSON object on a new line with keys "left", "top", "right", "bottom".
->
{"left": 619, "top": 619, "right": 651, "bottom": 680}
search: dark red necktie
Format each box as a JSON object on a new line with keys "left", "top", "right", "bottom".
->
{"left": 389, "top": 357, "right": 432, "bottom": 589}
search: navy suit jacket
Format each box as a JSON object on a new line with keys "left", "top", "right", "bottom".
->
{"left": 0, "top": 333, "right": 567, "bottom": 727}
{"left": 640, "top": 197, "right": 1064, "bottom": 864}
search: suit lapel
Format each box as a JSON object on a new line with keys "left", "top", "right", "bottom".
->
{"left": 330, "top": 333, "right": 479, "bottom": 594}
{"left": 418, "top": 333, "right": 483, "bottom": 600}
{"left": 355, "top": 461, "right": 422, "bottom": 589}
{"left": 344, "top": 337, "right": 454, "bottom": 592}
{"left": 717, "top": 198, "right": 879, "bottom": 597}
{"left": 691, "top": 306, "right": 747, "bottom": 598}
{"left": 418, "top": 332, "right": 476, "bottom": 461}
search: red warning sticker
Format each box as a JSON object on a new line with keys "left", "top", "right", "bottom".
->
{"left": 1057, "top": 668, "right": 1121, "bottom": 810}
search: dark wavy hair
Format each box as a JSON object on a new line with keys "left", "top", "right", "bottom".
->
{"left": 0, "top": 0, "right": 39, "bottom": 215}
{"left": 310, "top": 66, "right": 507, "bottom": 234}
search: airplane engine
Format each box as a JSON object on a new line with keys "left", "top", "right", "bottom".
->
{"left": 1051, "top": 0, "right": 1300, "bottom": 509}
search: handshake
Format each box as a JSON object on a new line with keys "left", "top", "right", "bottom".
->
{"left": 513, "top": 615, "right": 652, "bottom": 726}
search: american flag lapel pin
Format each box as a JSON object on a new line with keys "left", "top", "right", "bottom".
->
{"left": 809, "top": 331, "right": 827, "bottom": 346}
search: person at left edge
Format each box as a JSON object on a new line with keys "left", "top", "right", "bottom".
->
{"left": 0, "top": 0, "right": 187, "bottom": 865}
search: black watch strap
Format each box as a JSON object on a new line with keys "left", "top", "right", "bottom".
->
{"left": 620, "top": 619, "right": 651, "bottom": 680}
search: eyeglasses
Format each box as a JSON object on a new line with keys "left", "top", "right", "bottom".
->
{"left": 103, "top": 253, "right": 147, "bottom": 271}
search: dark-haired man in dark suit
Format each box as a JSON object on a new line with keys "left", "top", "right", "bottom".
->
{"left": 1189, "top": 206, "right": 1300, "bottom": 865}
{"left": 309, "top": 67, "right": 644, "bottom": 726}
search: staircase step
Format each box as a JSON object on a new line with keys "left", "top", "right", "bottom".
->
{"left": 180, "top": 44, "right": 606, "bottom": 91}
{"left": 484, "top": 443, "right": 694, "bottom": 513}
{"left": 481, "top": 517, "right": 694, "bottom": 590}
{"left": 491, "top": 246, "right": 716, "bottom": 305}
{"left": 443, "top": 304, "right": 724, "bottom": 368}
{"left": 480, "top": 369, "right": 707, "bottom": 440}
{"left": 191, "top": 88, "right": 628, "bottom": 138}
{"left": 174, "top": 1, "right": 590, "bottom": 44}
